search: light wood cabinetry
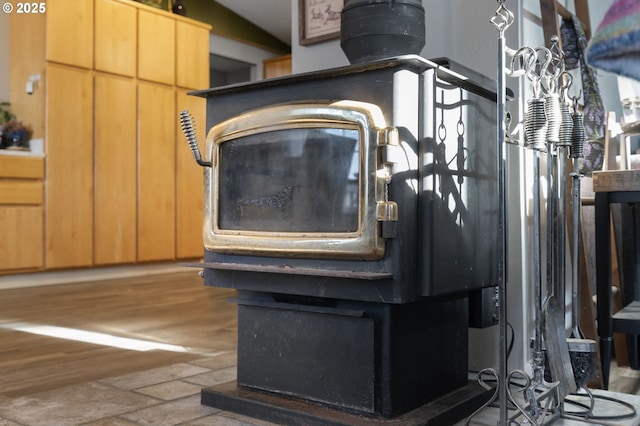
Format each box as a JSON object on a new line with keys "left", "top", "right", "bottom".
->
{"left": 0, "top": 156, "right": 44, "bottom": 206}
{"left": 264, "top": 54, "right": 292, "bottom": 79}
{"left": 138, "top": 8, "right": 176, "bottom": 85}
{"left": 0, "top": 156, "right": 44, "bottom": 179}
{"left": 0, "top": 207, "right": 44, "bottom": 271}
{"left": 45, "top": 64, "right": 94, "bottom": 269}
{"left": 94, "top": 74, "right": 138, "bottom": 265}
{"left": 8, "top": 13, "right": 45, "bottom": 140}
{"left": 0, "top": 180, "right": 43, "bottom": 205}
{"left": 6, "top": 0, "right": 210, "bottom": 273}
{"left": 95, "top": 0, "right": 137, "bottom": 77}
{"left": 138, "top": 82, "right": 176, "bottom": 261}
{"left": 45, "top": 0, "right": 94, "bottom": 68}
{"left": 0, "top": 156, "right": 44, "bottom": 272}
{"left": 176, "top": 90, "right": 206, "bottom": 259}
{"left": 176, "top": 20, "right": 210, "bottom": 89}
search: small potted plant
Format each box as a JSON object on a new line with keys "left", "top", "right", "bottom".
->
{"left": 2, "top": 118, "right": 32, "bottom": 151}
{"left": 0, "top": 102, "right": 10, "bottom": 124}
{"left": 0, "top": 102, "right": 10, "bottom": 147}
{"left": 0, "top": 102, "right": 15, "bottom": 150}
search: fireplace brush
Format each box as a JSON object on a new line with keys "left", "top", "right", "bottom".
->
{"left": 566, "top": 92, "right": 598, "bottom": 398}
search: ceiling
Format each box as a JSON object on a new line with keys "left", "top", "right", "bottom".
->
{"left": 214, "top": 0, "right": 292, "bottom": 45}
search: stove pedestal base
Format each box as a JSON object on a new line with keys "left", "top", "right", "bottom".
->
{"left": 234, "top": 294, "right": 470, "bottom": 417}
{"left": 201, "top": 380, "right": 491, "bottom": 426}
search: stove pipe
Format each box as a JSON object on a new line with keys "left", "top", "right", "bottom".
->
{"left": 340, "top": 0, "right": 426, "bottom": 64}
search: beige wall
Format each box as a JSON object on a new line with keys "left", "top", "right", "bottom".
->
{"left": 0, "top": 12, "right": 9, "bottom": 103}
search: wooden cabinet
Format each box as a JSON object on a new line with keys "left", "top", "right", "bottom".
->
{"left": 264, "top": 54, "right": 292, "bottom": 79}
{"left": 176, "top": 90, "right": 206, "bottom": 259}
{"left": 0, "top": 156, "right": 45, "bottom": 272}
{"left": 176, "top": 20, "right": 210, "bottom": 89}
{"left": 0, "top": 207, "right": 44, "bottom": 271}
{"left": 8, "top": 13, "right": 45, "bottom": 140}
{"left": 45, "top": 0, "right": 93, "bottom": 68}
{"left": 94, "top": 74, "right": 138, "bottom": 265}
{"left": 95, "top": 0, "right": 137, "bottom": 77}
{"left": 45, "top": 64, "right": 94, "bottom": 269}
{"left": 138, "top": 82, "right": 176, "bottom": 261}
{"left": 6, "top": 0, "right": 211, "bottom": 273}
{"left": 138, "top": 8, "right": 176, "bottom": 85}
{"left": 0, "top": 156, "right": 44, "bottom": 206}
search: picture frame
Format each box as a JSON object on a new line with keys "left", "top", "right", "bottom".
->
{"left": 299, "top": 0, "right": 344, "bottom": 46}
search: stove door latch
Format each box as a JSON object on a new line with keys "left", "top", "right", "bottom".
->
{"left": 377, "top": 126, "right": 399, "bottom": 238}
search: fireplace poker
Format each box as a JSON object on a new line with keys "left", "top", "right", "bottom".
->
{"left": 525, "top": 82, "right": 548, "bottom": 417}
{"left": 569, "top": 94, "right": 587, "bottom": 343}
{"left": 544, "top": 38, "right": 565, "bottom": 307}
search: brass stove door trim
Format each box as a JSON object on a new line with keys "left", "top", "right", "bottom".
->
{"left": 203, "top": 100, "right": 396, "bottom": 260}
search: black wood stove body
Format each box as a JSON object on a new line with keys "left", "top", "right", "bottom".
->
{"left": 190, "top": 55, "right": 499, "bottom": 423}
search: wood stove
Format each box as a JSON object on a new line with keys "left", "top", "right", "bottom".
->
{"left": 186, "top": 55, "right": 499, "bottom": 424}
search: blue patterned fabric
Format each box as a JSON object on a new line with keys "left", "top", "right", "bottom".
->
{"left": 561, "top": 15, "right": 606, "bottom": 175}
{"left": 586, "top": 0, "right": 640, "bottom": 82}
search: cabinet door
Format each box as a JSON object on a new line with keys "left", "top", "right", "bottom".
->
{"left": 45, "top": 0, "right": 93, "bottom": 68}
{"left": 95, "top": 0, "right": 137, "bottom": 77}
{"left": 138, "top": 9, "right": 175, "bottom": 85}
{"left": 176, "top": 90, "right": 206, "bottom": 259}
{"left": 264, "top": 54, "right": 292, "bottom": 79}
{"left": 0, "top": 207, "right": 44, "bottom": 271}
{"left": 0, "top": 156, "right": 44, "bottom": 271}
{"left": 94, "top": 74, "right": 137, "bottom": 265}
{"left": 9, "top": 12, "right": 45, "bottom": 139}
{"left": 138, "top": 82, "right": 176, "bottom": 261}
{"left": 176, "top": 20, "right": 210, "bottom": 90}
{"left": 45, "top": 64, "right": 94, "bottom": 268}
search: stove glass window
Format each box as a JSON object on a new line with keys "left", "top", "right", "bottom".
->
{"left": 218, "top": 127, "right": 360, "bottom": 233}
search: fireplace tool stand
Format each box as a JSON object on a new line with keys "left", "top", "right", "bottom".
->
{"left": 466, "top": 1, "right": 599, "bottom": 424}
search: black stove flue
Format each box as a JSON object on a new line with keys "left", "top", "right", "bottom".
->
{"left": 340, "top": 0, "right": 426, "bottom": 64}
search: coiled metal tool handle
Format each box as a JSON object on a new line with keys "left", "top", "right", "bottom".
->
{"left": 524, "top": 97, "right": 548, "bottom": 151}
{"left": 558, "top": 100, "right": 573, "bottom": 147}
{"left": 179, "top": 110, "right": 211, "bottom": 167}
{"left": 570, "top": 111, "right": 585, "bottom": 159}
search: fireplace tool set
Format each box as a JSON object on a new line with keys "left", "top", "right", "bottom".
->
{"left": 466, "top": 1, "right": 602, "bottom": 424}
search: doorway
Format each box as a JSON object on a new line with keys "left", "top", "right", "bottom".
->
{"left": 210, "top": 54, "right": 253, "bottom": 87}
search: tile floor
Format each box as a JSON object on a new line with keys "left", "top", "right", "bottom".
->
{"left": 0, "top": 351, "right": 276, "bottom": 426}
{"left": 3, "top": 356, "right": 640, "bottom": 426}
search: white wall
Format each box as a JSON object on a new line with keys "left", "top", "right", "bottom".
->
{"left": 292, "top": 0, "right": 511, "bottom": 80}
{"left": 291, "top": 0, "right": 346, "bottom": 73}
{"left": 209, "top": 34, "right": 281, "bottom": 82}
{"left": 289, "top": 0, "right": 621, "bottom": 376}
{"left": 291, "top": 0, "right": 528, "bottom": 373}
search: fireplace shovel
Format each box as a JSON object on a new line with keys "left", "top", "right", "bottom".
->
{"left": 543, "top": 295, "right": 577, "bottom": 400}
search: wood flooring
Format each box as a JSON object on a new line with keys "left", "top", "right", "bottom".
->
{"left": 1, "top": 268, "right": 640, "bottom": 406}
{"left": 0, "top": 270, "right": 238, "bottom": 398}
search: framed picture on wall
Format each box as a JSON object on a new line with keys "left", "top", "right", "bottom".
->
{"left": 299, "top": 0, "right": 344, "bottom": 45}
